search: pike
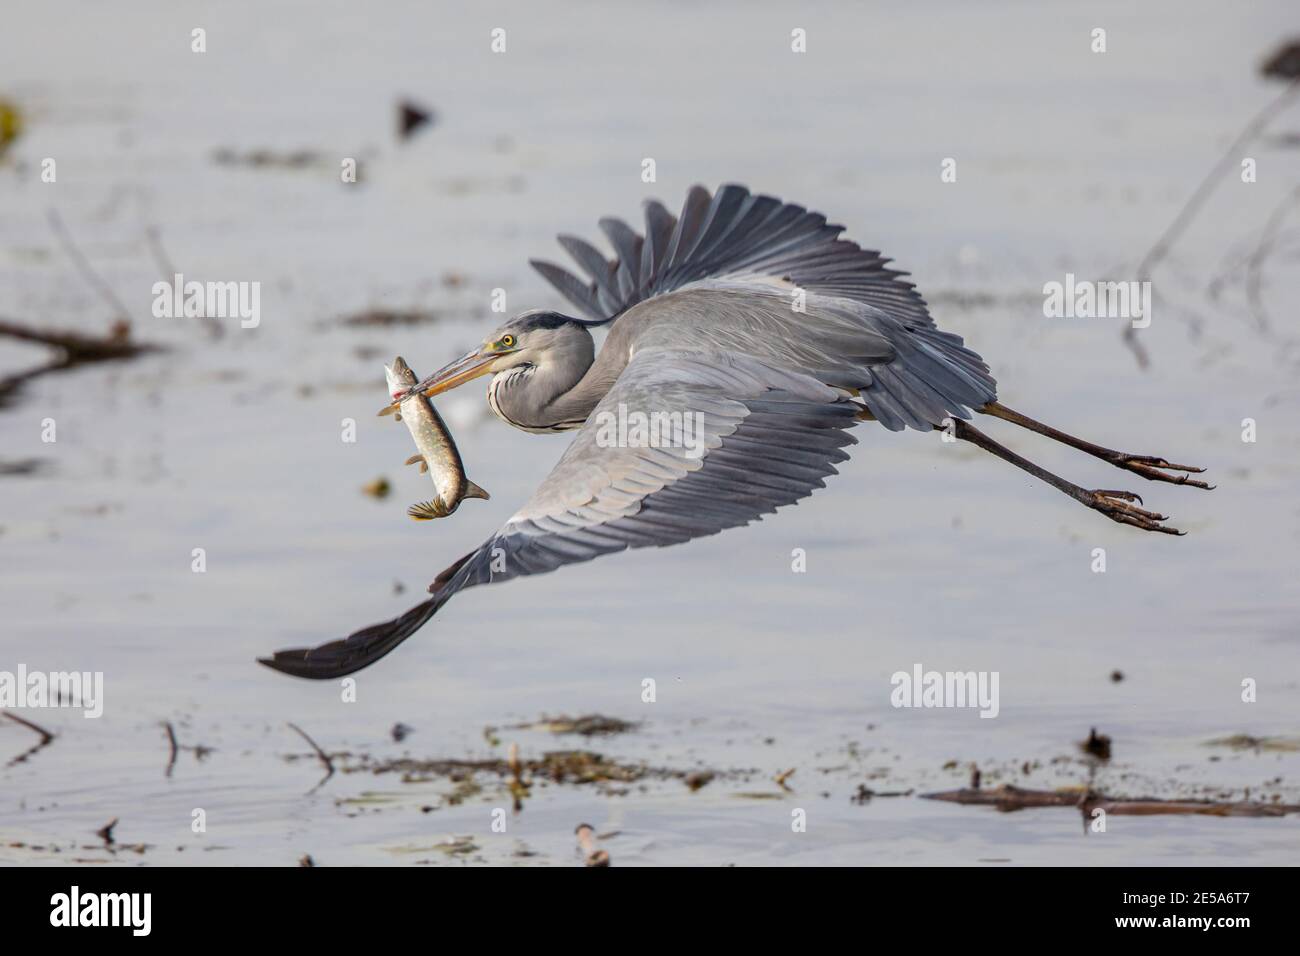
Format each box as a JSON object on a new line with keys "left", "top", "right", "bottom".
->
{"left": 381, "top": 356, "right": 489, "bottom": 520}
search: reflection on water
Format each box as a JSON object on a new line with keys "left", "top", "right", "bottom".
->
{"left": 2, "top": 0, "right": 1299, "bottom": 865}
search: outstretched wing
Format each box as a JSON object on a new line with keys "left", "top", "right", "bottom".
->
{"left": 258, "top": 350, "right": 859, "bottom": 679}
{"left": 531, "top": 183, "right": 997, "bottom": 432}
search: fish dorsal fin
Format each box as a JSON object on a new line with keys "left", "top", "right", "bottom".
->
{"left": 464, "top": 480, "right": 490, "bottom": 501}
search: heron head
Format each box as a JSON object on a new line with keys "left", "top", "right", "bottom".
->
{"left": 395, "top": 311, "right": 595, "bottom": 402}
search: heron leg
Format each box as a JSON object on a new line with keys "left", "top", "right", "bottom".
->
{"left": 951, "top": 419, "right": 1183, "bottom": 535}
{"left": 978, "top": 401, "right": 1212, "bottom": 490}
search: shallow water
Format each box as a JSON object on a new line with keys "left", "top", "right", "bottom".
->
{"left": 2, "top": 0, "right": 1299, "bottom": 865}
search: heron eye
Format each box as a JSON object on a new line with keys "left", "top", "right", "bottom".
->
{"left": 499, "top": 334, "right": 516, "bottom": 349}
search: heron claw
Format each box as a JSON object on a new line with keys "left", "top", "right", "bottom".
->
{"left": 1085, "top": 489, "right": 1182, "bottom": 535}
{"left": 1106, "top": 452, "right": 1213, "bottom": 489}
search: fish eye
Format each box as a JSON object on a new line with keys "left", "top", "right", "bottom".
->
{"left": 498, "top": 334, "right": 516, "bottom": 349}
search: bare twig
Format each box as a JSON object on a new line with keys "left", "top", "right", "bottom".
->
{"left": 1245, "top": 185, "right": 1300, "bottom": 332}
{"left": 1123, "top": 77, "right": 1300, "bottom": 367}
{"left": 0, "top": 314, "right": 159, "bottom": 408}
{"left": 163, "top": 721, "right": 179, "bottom": 778}
{"left": 1134, "top": 78, "right": 1300, "bottom": 282}
{"left": 96, "top": 818, "right": 118, "bottom": 846}
{"left": 3, "top": 710, "right": 56, "bottom": 766}
{"left": 144, "top": 225, "right": 222, "bottom": 338}
{"left": 288, "top": 722, "right": 335, "bottom": 790}
{"left": 0, "top": 354, "right": 71, "bottom": 408}
{"left": 506, "top": 741, "right": 529, "bottom": 812}
{"left": 0, "top": 316, "right": 152, "bottom": 361}
{"left": 143, "top": 224, "right": 178, "bottom": 278}
{"left": 47, "top": 208, "right": 130, "bottom": 319}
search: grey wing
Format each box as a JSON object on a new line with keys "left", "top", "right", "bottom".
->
{"left": 258, "top": 349, "right": 858, "bottom": 679}
{"left": 530, "top": 183, "right": 998, "bottom": 432}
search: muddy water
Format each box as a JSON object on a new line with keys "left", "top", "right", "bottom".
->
{"left": 2, "top": 0, "right": 1299, "bottom": 865}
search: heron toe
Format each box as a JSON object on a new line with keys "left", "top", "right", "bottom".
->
{"left": 1085, "top": 488, "right": 1183, "bottom": 535}
{"left": 1105, "top": 452, "right": 1214, "bottom": 489}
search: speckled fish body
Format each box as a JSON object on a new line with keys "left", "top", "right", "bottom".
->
{"left": 382, "top": 356, "right": 489, "bottom": 519}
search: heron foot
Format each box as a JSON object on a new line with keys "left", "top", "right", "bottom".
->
{"left": 1102, "top": 452, "right": 1214, "bottom": 489}
{"left": 1084, "top": 488, "right": 1183, "bottom": 535}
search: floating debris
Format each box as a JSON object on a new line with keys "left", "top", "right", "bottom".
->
{"left": 340, "top": 308, "right": 440, "bottom": 328}
{"left": 344, "top": 746, "right": 733, "bottom": 796}
{"left": 212, "top": 147, "right": 324, "bottom": 169}
{"left": 1206, "top": 734, "right": 1300, "bottom": 752}
{"left": 432, "top": 835, "right": 478, "bottom": 857}
{"left": 574, "top": 823, "right": 609, "bottom": 867}
{"left": 397, "top": 99, "right": 435, "bottom": 140}
{"left": 0, "top": 458, "right": 48, "bottom": 476}
{"left": 850, "top": 784, "right": 913, "bottom": 804}
{"left": 684, "top": 770, "right": 714, "bottom": 792}
{"left": 361, "top": 477, "right": 391, "bottom": 499}
{"left": 0, "top": 98, "right": 22, "bottom": 157}
{"left": 924, "top": 784, "right": 1300, "bottom": 819}
{"left": 1081, "top": 727, "right": 1112, "bottom": 761}
{"left": 500, "top": 714, "right": 640, "bottom": 737}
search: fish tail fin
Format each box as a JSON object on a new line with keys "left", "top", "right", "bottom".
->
{"left": 407, "top": 500, "right": 446, "bottom": 521}
{"left": 464, "top": 480, "right": 491, "bottom": 501}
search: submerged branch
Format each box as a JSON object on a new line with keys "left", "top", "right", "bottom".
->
{"left": 0, "top": 316, "right": 160, "bottom": 407}
{"left": 923, "top": 784, "right": 1300, "bottom": 818}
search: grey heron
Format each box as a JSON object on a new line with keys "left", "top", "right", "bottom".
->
{"left": 260, "top": 183, "right": 1210, "bottom": 679}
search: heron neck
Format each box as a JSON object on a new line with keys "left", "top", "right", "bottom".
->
{"left": 490, "top": 355, "right": 603, "bottom": 432}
